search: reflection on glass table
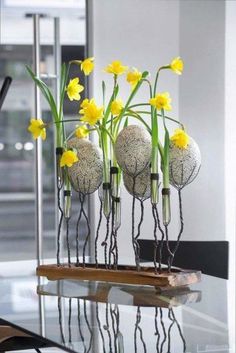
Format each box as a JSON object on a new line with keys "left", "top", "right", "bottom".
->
{"left": 0, "top": 266, "right": 234, "bottom": 353}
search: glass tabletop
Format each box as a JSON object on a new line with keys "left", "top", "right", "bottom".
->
{"left": 0, "top": 261, "right": 235, "bottom": 353}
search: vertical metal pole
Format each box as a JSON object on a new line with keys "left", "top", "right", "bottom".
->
{"left": 33, "top": 14, "right": 45, "bottom": 339}
{"left": 33, "top": 14, "right": 43, "bottom": 267}
{"left": 54, "top": 18, "right": 64, "bottom": 262}
{"left": 86, "top": 0, "right": 95, "bottom": 262}
{"left": 54, "top": 18, "right": 61, "bottom": 110}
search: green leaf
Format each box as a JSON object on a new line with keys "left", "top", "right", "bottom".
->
{"left": 26, "top": 66, "right": 58, "bottom": 122}
{"left": 164, "top": 129, "right": 170, "bottom": 165}
{"left": 124, "top": 117, "right": 129, "bottom": 128}
{"left": 103, "top": 84, "right": 119, "bottom": 125}
{"left": 59, "top": 63, "right": 70, "bottom": 119}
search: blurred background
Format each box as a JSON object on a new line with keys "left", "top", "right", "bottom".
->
{"left": 0, "top": 0, "right": 86, "bottom": 260}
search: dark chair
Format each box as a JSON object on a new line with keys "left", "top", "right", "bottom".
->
{"left": 0, "top": 77, "right": 12, "bottom": 111}
{"left": 138, "top": 240, "right": 229, "bottom": 279}
{"left": 0, "top": 319, "right": 49, "bottom": 352}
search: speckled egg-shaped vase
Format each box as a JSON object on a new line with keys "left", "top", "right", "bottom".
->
{"left": 67, "top": 138, "right": 103, "bottom": 194}
{"left": 123, "top": 166, "right": 151, "bottom": 200}
{"left": 115, "top": 125, "right": 151, "bottom": 176}
{"left": 169, "top": 137, "right": 201, "bottom": 188}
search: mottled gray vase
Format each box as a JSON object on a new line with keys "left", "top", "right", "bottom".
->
{"left": 115, "top": 125, "right": 151, "bottom": 176}
{"left": 123, "top": 167, "right": 151, "bottom": 200}
{"left": 169, "top": 137, "right": 201, "bottom": 188}
{"left": 67, "top": 138, "right": 103, "bottom": 194}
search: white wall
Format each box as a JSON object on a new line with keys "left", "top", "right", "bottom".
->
{"left": 88, "top": 0, "right": 235, "bottom": 265}
{"left": 179, "top": 0, "right": 226, "bottom": 241}
{"left": 89, "top": 0, "right": 180, "bottom": 259}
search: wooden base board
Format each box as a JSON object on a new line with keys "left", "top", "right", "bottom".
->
{"left": 37, "top": 263, "right": 201, "bottom": 289}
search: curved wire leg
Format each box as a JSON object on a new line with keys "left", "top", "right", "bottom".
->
{"left": 56, "top": 183, "right": 64, "bottom": 266}
{"left": 83, "top": 301, "right": 93, "bottom": 353}
{"left": 65, "top": 217, "right": 71, "bottom": 267}
{"left": 77, "top": 299, "right": 86, "bottom": 353}
{"left": 68, "top": 298, "right": 72, "bottom": 345}
{"left": 75, "top": 203, "right": 83, "bottom": 267}
{"left": 134, "top": 307, "right": 147, "bottom": 353}
{"left": 152, "top": 204, "right": 158, "bottom": 274}
{"left": 95, "top": 198, "right": 103, "bottom": 268}
{"left": 154, "top": 307, "right": 160, "bottom": 353}
{"left": 81, "top": 194, "right": 90, "bottom": 268}
{"left": 154, "top": 207, "right": 165, "bottom": 272}
{"left": 95, "top": 302, "right": 106, "bottom": 353}
{"left": 133, "top": 199, "right": 144, "bottom": 271}
{"left": 165, "top": 225, "right": 174, "bottom": 272}
{"left": 104, "top": 303, "right": 113, "bottom": 353}
{"left": 58, "top": 297, "right": 65, "bottom": 345}
{"left": 160, "top": 308, "right": 167, "bottom": 352}
{"left": 102, "top": 215, "right": 110, "bottom": 269}
{"left": 169, "top": 189, "right": 184, "bottom": 268}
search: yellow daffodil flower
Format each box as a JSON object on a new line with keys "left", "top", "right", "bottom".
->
{"left": 60, "top": 150, "right": 78, "bottom": 167}
{"left": 170, "top": 57, "right": 184, "bottom": 75}
{"left": 104, "top": 60, "right": 128, "bottom": 76}
{"left": 126, "top": 68, "right": 142, "bottom": 89}
{"left": 66, "top": 78, "right": 84, "bottom": 101}
{"left": 79, "top": 98, "right": 104, "bottom": 126}
{"left": 149, "top": 92, "right": 172, "bottom": 111}
{"left": 81, "top": 57, "right": 94, "bottom": 75}
{"left": 171, "top": 129, "right": 189, "bottom": 149}
{"left": 111, "top": 99, "right": 124, "bottom": 116}
{"left": 75, "top": 125, "right": 89, "bottom": 139}
{"left": 28, "top": 118, "right": 46, "bottom": 140}
{"left": 80, "top": 98, "right": 89, "bottom": 109}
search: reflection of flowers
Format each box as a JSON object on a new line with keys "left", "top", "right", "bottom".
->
{"left": 81, "top": 57, "right": 94, "bottom": 75}
{"left": 66, "top": 78, "right": 84, "bottom": 101}
{"left": 170, "top": 128, "right": 189, "bottom": 149}
{"left": 170, "top": 57, "right": 184, "bottom": 75}
{"left": 75, "top": 125, "right": 89, "bottom": 139}
{"left": 149, "top": 92, "right": 172, "bottom": 111}
{"left": 79, "top": 98, "right": 104, "bottom": 126}
{"left": 126, "top": 68, "right": 142, "bottom": 89}
{"left": 104, "top": 60, "right": 128, "bottom": 76}
{"left": 111, "top": 99, "right": 124, "bottom": 116}
{"left": 60, "top": 150, "right": 78, "bottom": 167}
{"left": 28, "top": 118, "right": 46, "bottom": 140}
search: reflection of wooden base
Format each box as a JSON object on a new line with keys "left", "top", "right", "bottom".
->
{"left": 37, "top": 281, "right": 202, "bottom": 308}
{"left": 37, "top": 264, "right": 201, "bottom": 289}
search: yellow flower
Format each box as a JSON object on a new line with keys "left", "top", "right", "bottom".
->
{"left": 66, "top": 78, "right": 84, "bottom": 101}
{"left": 80, "top": 98, "right": 90, "bottom": 109}
{"left": 79, "top": 98, "right": 104, "bottom": 126}
{"left": 75, "top": 125, "right": 89, "bottom": 139}
{"left": 81, "top": 57, "right": 94, "bottom": 75}
{"left": 104, "top": 60, "right": 128, "bottom": 76}
{"left": 126, "top": 68, "right": 142, "bottom": 89}
{"left": 170, "top": 57, "right": 184, "bottom": 75}
{"left": 171, "top": 129, "right": 189, "bottom": 149}
{"left": 149, "top": 92, "right": 172, "bottom": 111}
{"left": 111, "top": 99, "right": 124, "bottom": 116}
{"left": 60, "top": 150, "right": 78, "bottom": 167}
{"left": 28, "top": 118, "right": 46, "bottom": 140}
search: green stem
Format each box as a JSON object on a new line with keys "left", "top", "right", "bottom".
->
{"left": 128, "top": 103, "right": 149, "bottom": 110}
{"left": 130, "top": 111, "right": 185, "bottom": 129}
{"left": 161, "top": 109, "right": 170, "bottom": 188}
{"left": 153, "top": 66, "right": 169, "bottom": 95}
{"left": 54, "top": 119, "right": 82, "bottom": 124}
{"left": 100, "top": 128, "right": 110, "bottom": 183}
{"left": 64, "top": 168, "right": 72, "bottom": 219}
